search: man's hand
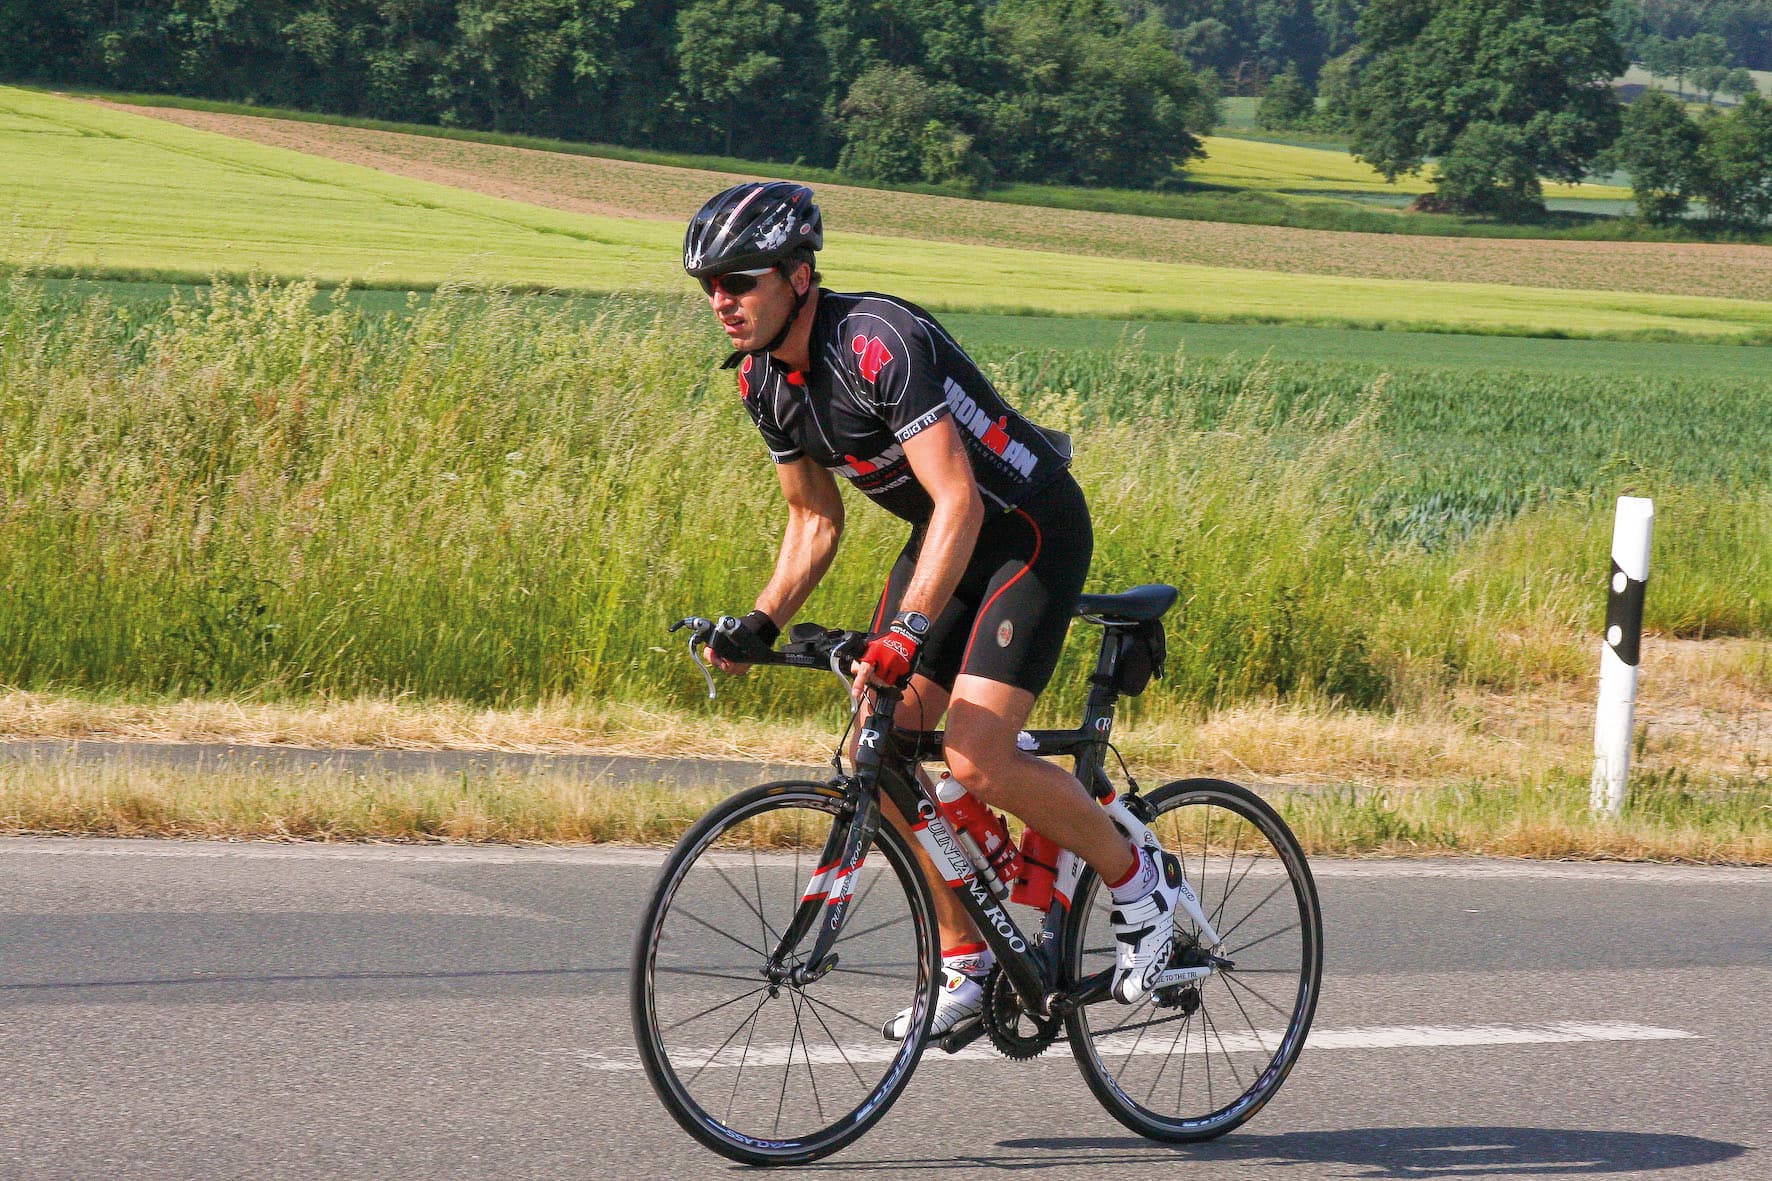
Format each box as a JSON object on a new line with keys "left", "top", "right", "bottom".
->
{"left": 853, "top": 619, "right": 920, "bottom": 700}
{"left": 707, "top": 610, "right": 778, "bottom": 676}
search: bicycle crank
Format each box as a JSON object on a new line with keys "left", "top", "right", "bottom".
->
{"left": 981, "top": 966, "right": 1062, "bottom": 1060}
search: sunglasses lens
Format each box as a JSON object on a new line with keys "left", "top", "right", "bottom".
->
{"left": 701, "top": 270, "right": 767, "bottom": 297}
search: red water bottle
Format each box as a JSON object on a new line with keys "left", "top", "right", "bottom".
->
{"left": 1010, "top": 829, "right": 1062, "bottom": 910}
{"left": 935, "top": 772, "right": 1021, "bottom": 899}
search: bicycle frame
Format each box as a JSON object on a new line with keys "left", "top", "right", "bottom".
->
{"left": 765, "top": 670, "right": 1221, "bottom": 1022}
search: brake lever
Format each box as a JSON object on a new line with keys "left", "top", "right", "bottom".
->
{"left": 669, "top": 616, "right": 718, "bottom": 700}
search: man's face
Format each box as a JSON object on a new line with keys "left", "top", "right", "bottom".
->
{"left": 704, "top": 265, "right": 801, "bottom": 352}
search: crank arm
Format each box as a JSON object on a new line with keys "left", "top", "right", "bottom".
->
{"left": 1148, "top": 965, "right": 1213, "bottom": 989}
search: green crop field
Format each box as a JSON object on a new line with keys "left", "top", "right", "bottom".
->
{"left": 1191, "top": 136, "right": 1632, "bottom": 201}
{"left": 6, "top": 87, "right": 1772, "bottom": 342}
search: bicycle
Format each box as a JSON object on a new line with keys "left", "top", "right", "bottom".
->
{"left": 630, "top": 584, "right": 1323, "bottom": 1165}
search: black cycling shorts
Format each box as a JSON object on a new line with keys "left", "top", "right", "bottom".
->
{"left": 870, "top": 473, "right": 1093, "bottom": 697}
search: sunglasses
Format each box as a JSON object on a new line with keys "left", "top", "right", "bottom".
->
{"left": 699, "top": 267, "right": 777, "bottom": 297}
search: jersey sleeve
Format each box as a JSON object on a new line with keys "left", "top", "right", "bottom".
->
{"left": 844, "top": 305, "right": 951, "bottom": 444}
{"left": 737, "top": 355, "right": 803, "bottom": 463}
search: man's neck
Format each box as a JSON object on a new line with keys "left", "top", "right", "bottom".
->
{"left": 769, "top": 287, "right": 820, "bottom": 372}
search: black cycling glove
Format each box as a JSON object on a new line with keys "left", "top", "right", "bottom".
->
{"left": 710, "top": 610, "right": 779, "bottom": 663}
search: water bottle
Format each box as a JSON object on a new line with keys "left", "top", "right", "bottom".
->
{"left": 1010, "top": 829, "right": 1062, "bottom": 910}
{"left": 935, "top": 772, "right": 1021, "bottom": 899}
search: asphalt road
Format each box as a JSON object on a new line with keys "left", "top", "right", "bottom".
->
{"left": 2, "top": 838, "right": 1767, "bottom": 1180}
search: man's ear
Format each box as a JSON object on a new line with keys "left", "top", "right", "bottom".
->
{"left": 790, "top": 261, "right": 812, "bottom": 296}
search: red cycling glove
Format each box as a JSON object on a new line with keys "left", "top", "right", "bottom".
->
{"left": 860, "top": 621, "right": 921, "bottom": 687}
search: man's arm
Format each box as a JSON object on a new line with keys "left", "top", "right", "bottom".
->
{"left": 852, "top": 417, "right": 983, "bottom": 696}
{"left": 708, "top": 457, "right": 844, "bottom": 675}
{"left": 894, "top": 417, "right": 984, "bottom": 621}
{"left": 755, "top": 457, "right": 846, "bottom": 625}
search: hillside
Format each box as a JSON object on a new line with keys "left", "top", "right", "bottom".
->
{"left": 93, "top": 98, "right": 1772, "bottom": 306}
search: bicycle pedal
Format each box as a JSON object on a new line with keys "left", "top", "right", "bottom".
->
{"left": 936, "top": 1019, "right": 987, "bottom": 1054}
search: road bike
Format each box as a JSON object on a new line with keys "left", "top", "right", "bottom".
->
{"left": 630, "top": 584, "right": 1322, "bottom": 1165}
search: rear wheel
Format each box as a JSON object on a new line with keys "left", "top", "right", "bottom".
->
{"left": 1064, "top": 778, "right": 1322, "bottom": 1141}
{"left": 630, "top": 781, "right": 938, "bottom": 1165}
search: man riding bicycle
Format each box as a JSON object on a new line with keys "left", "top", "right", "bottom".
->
{"left": 687, "top": 182, "right": 1184, "bottom": 1038}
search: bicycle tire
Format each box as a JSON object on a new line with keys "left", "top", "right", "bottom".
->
{"left": 1063, "top": 778, "right": 1322, "bottom": 1141}
{"left": 630, "top": 780, "right": 939, "bottom": 1165}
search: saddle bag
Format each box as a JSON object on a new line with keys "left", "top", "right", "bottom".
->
{"left": 1112, "top": 618, "right": 1167, "bottom": 696}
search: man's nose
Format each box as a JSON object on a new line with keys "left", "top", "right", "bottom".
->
{"left": 709, "top": 285, "right": 737, "bottom": 311}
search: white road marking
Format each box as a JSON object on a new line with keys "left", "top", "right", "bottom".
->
{"left": 561, "top": 1021, "right": 1698, "bottom": 1071}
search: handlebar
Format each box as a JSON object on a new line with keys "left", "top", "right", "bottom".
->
{"left": 670, "top": 615, "right": 871, "bottom": 699}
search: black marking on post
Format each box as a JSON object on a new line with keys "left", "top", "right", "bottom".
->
{"left": 1605, "top": 559, "right": 1647, "bottom": 668}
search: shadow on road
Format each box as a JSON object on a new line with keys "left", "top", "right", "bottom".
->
{"left": 981, "top": 1126, "right": 1750, "bottom": 1176}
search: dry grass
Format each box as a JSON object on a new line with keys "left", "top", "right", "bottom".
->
{"left": 6, "top": 636, "right": 1761, "bottom": 791}
{"left": 103, "top": 102, "right": 1772, "bottom": 303}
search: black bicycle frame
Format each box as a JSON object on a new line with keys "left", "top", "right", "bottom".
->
{"left": 766, "top": 670, "right": 1131, "bottom": 1013}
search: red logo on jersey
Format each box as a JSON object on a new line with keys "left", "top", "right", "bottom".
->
{"left": 982, "top": 415, "right": 1011, "bottom": 456}
{"left": 738, "top": 354, "right": 753, "bottom": 400}
{"left": 851, "top": 334, "right": 894, "bottom": 383}
{"left": 843, "top": 453, "right": 878, "bottom": 475}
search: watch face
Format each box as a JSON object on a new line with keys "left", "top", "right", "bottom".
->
{"left": 898, "top": 611, "right": 931, "bottom": 638}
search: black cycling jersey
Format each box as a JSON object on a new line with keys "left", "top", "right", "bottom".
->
{"left": 735, "top": 291, "right": 1072, "bottom": 524}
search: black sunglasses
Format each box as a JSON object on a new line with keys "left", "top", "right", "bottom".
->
{"left": 699, "top": 267, "right": 777, "bottom": 297}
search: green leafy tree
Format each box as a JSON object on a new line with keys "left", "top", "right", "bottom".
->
{"left": 1696, "top": 89, "right": 1772, "bottom": 226}
{"left": 675, "top": 0, "right": 806, "bottom": 155}
{"left": 1616, "top": 89, "right": 1705, "bottom": 222}
{"left": 1691, "top": 63, "right": 1730, "bottom": 103}
{"left": 1349, "top": 0, "right": 1627, "bottom": 216}
{"left": 1722, "top": 67, "right": 1758, "bottom": 101}
{"left": 1256, "top": 67, "right": 1315, "bottom": 127}
{"left": 1315, "top": 47, "right": 1362, "bottom": 130}
{"left": 984, "top": 0, "right": 1214, "bottom": 187}
{"left": 838, "top": 63, "right": 938, "bottom": 181}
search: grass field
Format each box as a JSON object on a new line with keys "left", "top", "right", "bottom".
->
{"left": 92, "top": 96, "right": 1772, "bottom": 305}
{"left": 6, "top": 89, "right": 1772, "bottom": 340}
{"left": 1190, "top": 136, "right": 1630, "bottom": 201}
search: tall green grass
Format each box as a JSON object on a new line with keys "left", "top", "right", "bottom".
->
{"left": 1, "top": 273, "right": 1765, "bottom": 719}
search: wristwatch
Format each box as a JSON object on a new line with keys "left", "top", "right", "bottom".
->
{"left": 894, "top": 610, "right": 932, "bottom": 639}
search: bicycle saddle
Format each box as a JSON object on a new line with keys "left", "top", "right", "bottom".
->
{"left": 1073, "top": 583, "right": 1178, "bottom": 623}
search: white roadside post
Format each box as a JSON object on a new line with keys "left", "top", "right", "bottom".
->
{"left": 1590, "top": 496, "right": 1654, "bottom": 817}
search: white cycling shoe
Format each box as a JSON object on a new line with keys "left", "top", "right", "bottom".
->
{"left": 1109, "top": 848, "right": 1185, "bottom": 1005}
{"left": 881, "top": 966, "right": 985, "bottom": 1041}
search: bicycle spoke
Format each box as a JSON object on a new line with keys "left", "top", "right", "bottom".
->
{"left": 726, "top": 994, "right": 766, "bottom": 1123}
{"left": 1143, "top": 1005, "right": 1192, "bottom": 1104}
{"left": 656, "top": 966, "right": 766, "bottom": 984}
{"left": 1214, "top": 876, "right": 1291, "bottom": 945}
{"left": 1225, "top": 918, "right": 1302, "bottom": 959}
{"left": 673, "top": 906, "right": 770, "bottom": 960}
{"left": 803, "top": 990, "right": 870, "bottom": 1089}
{"left": 709, "top": 860, "right": 777, "bottom": 946}
{"left": 1212, "top": 824, "right": 1250, "bottom": 930}
{"left": 1219, "top": 975, "right": 1272, "bottom": 1058}
{"left": 1201, "top": 1002, "right": 1247, "bottom": 1089}
{"left": 830, "top": 964, "right": 918, "bottom": 981}
{"left": 837, "top": 911, "right": 912, "bottom": 945}
{"left": 1214, "top": 848, "right": 1265, "bottom": 929}
{"left": 685, "top": 991, "right": 771, "bottom": 1088}
{"left": 790, "top": 989, "right": 825, "bottom": 1123}
{"left": 662, "top": 983, "right": 772, "bottom": 1034}
{"left": 798, "top": 989, "right": 886, "bottom": 1035}
{"left": 1221, "top": 968, "right": 1295, "bottom": 1019}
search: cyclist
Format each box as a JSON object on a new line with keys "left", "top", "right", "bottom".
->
{"left": 686, "top": 182, "right": 1184, "bottom": 1038}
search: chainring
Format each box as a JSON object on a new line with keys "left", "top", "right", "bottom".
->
{"left": 981, "top": 965, "right": 1062, "bottom": 1060}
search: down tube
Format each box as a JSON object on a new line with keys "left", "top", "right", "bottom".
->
{"left": 878, "top": 767, "right": 1051, "bottom": 1005}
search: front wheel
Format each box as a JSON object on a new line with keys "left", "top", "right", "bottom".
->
{"left": 630, "top": 780, "right": 939, "bottom": 1165}
{"left": 1063, "top": 778, "right": 1323, "bottom": 1141}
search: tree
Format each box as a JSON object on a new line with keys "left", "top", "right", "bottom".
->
{"left": 983, "top": 1, "right": 1214, "bottom": 187}
{"left": 829, "top": 52, "right": 993, "bottom": 189}
{"left": 675, "top": 0, "right": 806, "bottom": 155}
{"left": 1722, "top": 67, "right": 1758, "bottom": 102}
{"left": 1696, "top": 89, "right": 1772, "bottom": 226}
{"left": 1691, "top": 63, "right": 1730, "bottom": 103}
{"left": 1257, "top": 67, "right": 1315, "bottom": 128}
{"left": 1348, "top": 0, "right": 1627, "bottom": 216}
{"left": 1616, "top": 89, "right": 1704, "bottom": 222}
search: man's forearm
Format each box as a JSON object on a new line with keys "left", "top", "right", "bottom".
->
{"left": 755, "top": 507, "right": 842, "bottom": 625}
{"left": 899, "top": 492, "right": 983, "bottom": 620}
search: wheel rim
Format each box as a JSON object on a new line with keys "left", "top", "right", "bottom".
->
{"left": 1069, "top": 787, "right": 1320, "bottom": 1133}
{"left": 638, "top": 791, "right": 932, "bottom": 1154}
